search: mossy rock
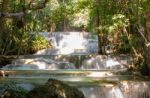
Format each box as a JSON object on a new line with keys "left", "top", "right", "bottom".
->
{"left": 1, "top": 89, "right": 26, "bottom": 98}
{"left": 27, "top": 79, "right": 85, "bottom": 98}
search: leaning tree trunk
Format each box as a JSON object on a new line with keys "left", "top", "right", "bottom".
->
{"left": 141, "top": 12, "right": 150, "bottom": 76}
{"left": 144, "top": 15, "right": 150, "bottom": 66}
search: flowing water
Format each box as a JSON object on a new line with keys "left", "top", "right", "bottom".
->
{"left": 0, "top": 32, "right": 150, "bottom": 98}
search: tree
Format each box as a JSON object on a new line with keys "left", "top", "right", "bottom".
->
{"left": 0, "top": 0, "right": 50, "bottom": 55}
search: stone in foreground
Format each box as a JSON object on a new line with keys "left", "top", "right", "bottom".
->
{"left": 27, "top": 79, "right": 85, "bottom": 98}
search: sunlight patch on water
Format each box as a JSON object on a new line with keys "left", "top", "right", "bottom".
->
{"left": 87, "top": 72, "right": 113, "bottom": 77}
{"left": 31, "top": 62, "right": 47, "bottom": 69}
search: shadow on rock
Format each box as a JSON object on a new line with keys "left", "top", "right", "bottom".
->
{"left": 27, "top": 79, "right": 85, "bottom": 98}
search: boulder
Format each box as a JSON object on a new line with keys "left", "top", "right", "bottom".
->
{"left": 27, "top": 79, "right": 85, "bottom": 98}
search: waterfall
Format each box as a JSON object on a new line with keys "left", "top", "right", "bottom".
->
{"left": 1, "top": 32, "right": 150, "bottom": 98}
{"left": 120, "top": 81, "right": 150, "bottom": 98}
{"left": 37, "top": 32, "right": 98, "bottom": 55}
{"left": 80, "top": 86, "right": 113, "bottom": 98}
{"left": 80, "top": 81, "right": 150, "bottom": 98}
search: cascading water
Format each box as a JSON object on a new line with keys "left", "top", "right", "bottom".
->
{"left": 1, "top": 32, "right": 150, "bottom": 98}
{"left": 3, "top": 58, "right": 76, "bottom": 70}
{"left": 2, "top": 32, "right": 130, "bottom": 70}
{"left": 36, "top": 32, "right": 99, "bottom": 55}
{"left": 120, "top": 81, "right": 150, "bottom": 98}
{"left": 79, "top": 86, "right": 124, "bottom": 98}
{"left": 80, "top": 82, "right": 150, "bottom": 98}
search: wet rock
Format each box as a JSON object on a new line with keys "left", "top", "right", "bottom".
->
{"left": 27, "top": 79, "right": 85, "bottom": 98}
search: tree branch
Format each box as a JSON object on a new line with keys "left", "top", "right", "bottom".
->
{"left": 0, "top": 0, "right": 49, "bottom": 18}
{"left": 0, "top": 12, "right": 24, "bottom": 18}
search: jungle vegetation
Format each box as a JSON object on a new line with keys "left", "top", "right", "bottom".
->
{"left": 0, "top": 0, "right": 150, "bottom": 75}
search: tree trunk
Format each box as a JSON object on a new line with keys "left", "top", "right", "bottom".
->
{"left": 144, "top": 17, "right": 150, "bottom": 65}
{"left": 140, "top": 12, "right": 150, "bottom": 75}
{"left": 0, "top": 0, "right": 9, "bottom": 55}
{"left": 95, "top": 0, "right": 103, "bottom": 54}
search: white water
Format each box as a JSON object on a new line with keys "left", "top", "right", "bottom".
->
{"left": 120, "top": 81, "right": 150, "bottom": 98}
{"left": 81, "top": 55, "right": 130, "bottom": 69}
{"left": 2, "top": 54, "right": 130, "bottom": 70}
{"left": 79, "top": 82, "right": 150, "bottom": 98}
{"left": 0, "top": 32, "right": 141, "bottom": 98}
{"left": 1, "top": 80, "right": 150, "bottom": 98}
{"left": 2, "top": 32, "right": 131, "bottom": 70}
{"left": 37, "top": 32, "right": 98, "bottom": 55}
{"left": 2, "top": 58, "right": 76, "bottom": 70}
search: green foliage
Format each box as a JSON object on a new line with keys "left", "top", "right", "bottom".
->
{"left": 140, "top": 63, "right": 150, "bottom": 76}
{"left": 71, "top": 8, "right": 90, "bottom": 28}
{"left": 116, "top": 43, "right": 131, "bottom": 54}
{"left": 129, "top": 35, "right": 144, "bottom": 48}
{"left": 112, "top": 14, "right": 129, "bottom": 29}
{"left": 0, "top": 0, "right": 53, "bottom": 55}
{"left": 0, "top": 0, "right": 150, "bottom": 72}
{"left": 115, "top": 33, "right": 132, "bottom": 54}
{"left": 0, "top": 30, "right": 51, "bottom": 55}
{"left": 29, "top": 34, "right": 51, "bottom": 53}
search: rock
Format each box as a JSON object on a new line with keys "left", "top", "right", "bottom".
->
{"left": 0, "top": 90, "right": 26, "bottom": 98}
{"left": 27, "top": 79, "right": 85, "bottom": 98}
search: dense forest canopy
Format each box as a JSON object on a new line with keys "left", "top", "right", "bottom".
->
{"left": 0, "top": 0, "right": 150, "bottom": 75}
